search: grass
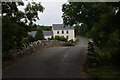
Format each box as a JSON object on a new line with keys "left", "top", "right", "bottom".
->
{"left": 88, "top": 65, "right": 120, "bottom": 78}
{"left": 88, "top": 45, "right": 120, "bottom": 79}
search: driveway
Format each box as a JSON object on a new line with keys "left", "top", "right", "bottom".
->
{"left": 3, "top": 36, "right": 89, "bottom": 78}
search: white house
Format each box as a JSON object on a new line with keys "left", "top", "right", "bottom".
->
{"left": 28, "top": 31, "right": 52, "bottom": 40}
{"left": 52, "top": 24, "right": 75, "bottom": 41}
{"left": 28, "top": 31, "right": 36, "bottom": 37}
{"left": 43, "top": 31, "right": 53, "bottom": 39}
{"left": 28, "top": 24, "right": 75, "bottom": 41}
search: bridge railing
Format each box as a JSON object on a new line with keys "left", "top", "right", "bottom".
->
{"left": 3, "top": 40, "right": 63, "bottom": 60}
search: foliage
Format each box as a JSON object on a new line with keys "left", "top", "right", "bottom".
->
{"left": 24, "top": 2, "right": 44, "bottom": 26}
{"left": 34, "top": 28, "right": 44, "bottom": 41}
{"left": 88, "top": 65, "right": 120, "bottom": 78}
{"left": 89, "top": 8, "right": 120, "bottom": 65}
{"left": 74, "top": 23, "right": 88, "bottom": 35}
{"left": 28, "top": 35, "right": 35, "bottom": 42}
{"left": 22, "top": 37, "right": 29, "bottom": 44}
{"left": 41, "top": 26, "right": 52, "bottom": 31}
{"left": 68, "top": 39, "right": 74, "bottom": 43}
{"left": 89, "top": 14, "right": 114, "bottom": 47}
{"left": 22, "top": 35, "right": 35, "bottom": 45}
{"left": 62, "top": 2, "right": 114, "bottom": 31}
{"left": 30, "top": 25, "right": 52, "bottom": 31}
{"left": 30, "top": 24, "right": 38, "bottom": 31}
{"left": 2, "top": 2, "right": 27, "bottom": 51}
{"left": 54, "top": 36, "right": 67, "bottom": 42}
{"left": 62, "top": 2, "right": 120, "bottom": 65}
{"left": 2, "top": 2, "right": 44, "bottom": 52}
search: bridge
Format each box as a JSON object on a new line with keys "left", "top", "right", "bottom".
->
{"left": 3, "top": 36, "right": 89, "bottom": 78}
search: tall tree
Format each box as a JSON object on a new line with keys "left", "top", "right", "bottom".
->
{"left": 62, "top": 2, "right": 120, "bottom": 65}
{"left": 24, "top": 2, "right": 44, "bottom": 27}
{"left": 62, "top": 2, "right": 114, "bottom": 31}
{"left": 2, "top": 2, "right": 44, "bottom": 52}
{"left": 34, "top": 28, "right": 44, "bottom": 41}
{"left": 2, "top": 2, "right": 26, "bottom": 51}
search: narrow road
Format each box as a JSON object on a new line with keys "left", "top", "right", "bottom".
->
{"left": 3, "top": 36, "right": 89, "bottom": 78}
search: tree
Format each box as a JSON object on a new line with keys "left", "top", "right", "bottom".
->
{"left": 24, "top": 2, "right": 44, "bottom": 26}
{"left": 34, "top": 28, "right": 44, "bottom": 41}
{"left": 74, "top": 23, "right": 88, "bottom": 35}
{"left": 2, "top": 2, "right": 27, "bottom": 51}
{"left": 88, "top": 2, "right": 120, "bottom": 65}
{"left": 62, "top": 2, "right": 114, "bottom": 32}
{"left": 62, "top": 2, "right": 120, "bottom": 65}
{"left": 2, "top": 2, "right": 44, "bottom": 52}
{"left": 41, "top": 26, "right": 52, "bottom": 31}
{"left": 30, "top": 24, "right": 38, "bottom": 31}
{"left": 28, "top": 35, "right": 35, "bottom": 42}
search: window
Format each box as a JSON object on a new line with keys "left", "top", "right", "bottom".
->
{"left": 66, "top": 30, "right": 69, "bottom": 34}
{"left": 57, "top": 31, "right": 59, "bottom": 34}
{"left": 62, "top": 30, "right": 64, "bottom": 34}
{"left": 66, "top": 36, "right": 69, "bottom": 39}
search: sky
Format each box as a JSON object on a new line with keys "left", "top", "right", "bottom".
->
{"left": 18, "top": 1, "right": 68, "bottom": 26}
{"left": 35, "top": 2, "right": 67, "bottom": 26}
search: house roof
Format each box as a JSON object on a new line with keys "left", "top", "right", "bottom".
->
{"left": 28, "top": 31, "right": 36, "bottom": 36}
{"left": 43, "top": 31, "right": 53, "bottom": 36}
{"left": 52, "top": 24, "right": 74, "bottom": 30}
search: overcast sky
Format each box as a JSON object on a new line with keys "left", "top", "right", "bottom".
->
{"left": 35, "top": 2, "right": 67, "bottom": 26}
{"left": 18, "top": 1, "right": 67, "bottom": 26}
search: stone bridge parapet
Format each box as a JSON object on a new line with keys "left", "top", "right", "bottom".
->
{"left": 3, "top": 40, "right": 64, "bottom": 60}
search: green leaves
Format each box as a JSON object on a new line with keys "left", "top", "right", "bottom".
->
{"left": 62, "top": 2, "right": 114, "bottom": 30}
{"left": 24, "top": 2, "right": 44, "bottom": 25}
{"left": 34, "top": 28, "right": 44, "bottom": 41}
{"left": 62, "top": 2, "right": 120, "bottom": 65}
{"left": 54, "top": 36, "right": 67, "bottom": 42}
{"left": 2, "top": 2, "right": 44, "bottom": 52}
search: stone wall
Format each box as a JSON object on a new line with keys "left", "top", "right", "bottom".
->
{"left": 87, "top": 39, "right": 97, "bottom": 67}
{"left": 3, "top": 40, "right": 63, "bottom": 60}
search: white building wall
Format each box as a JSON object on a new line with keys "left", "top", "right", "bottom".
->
{"left": 44, "top": 36, "right": 52, "bottom": 40}
{"left": 53, "top": 30, "right": 75, "bottom": 41}
{"left": 68, "top": 30, "right": 75, "bottom": 41}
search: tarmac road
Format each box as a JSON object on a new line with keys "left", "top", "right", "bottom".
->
{"left": 3, "top": 36, "right": 88, "bottom": 78}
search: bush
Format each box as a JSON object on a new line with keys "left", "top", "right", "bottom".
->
{"left": 22, "top": 38, "right": 29, "bottom": 44}
{"left": 54, "top": 36, "right": 67, "bottom": 42}
{"left": 111, "top": 49, "right": 120, "bottom": 65}
{"left": 34, "top": 28, "right": 44, "bottom": 41}
{"left": 68, "top": 39, "right": 74, "bottom": 43}
{"left": 28, "top": 35, "right": 35, "bottom": 42}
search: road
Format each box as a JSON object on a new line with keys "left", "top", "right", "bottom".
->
{"left": 3, "top": 36, "right": 89, "bottom": 78}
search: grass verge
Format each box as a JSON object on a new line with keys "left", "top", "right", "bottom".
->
{"left": 88, "top": 46, "right": 120, "bottom": 78}
{"left": 88, "top": 65, "right": 120, "bottom": 78}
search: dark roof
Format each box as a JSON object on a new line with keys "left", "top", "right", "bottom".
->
{"left": 28, "top": 31, "right": 36, "bottom": 36}
{"left": 52, "top": 24, "right": 74, "bottom": 30}
{"left": 43, "top": 31, "right": 53, "bottom": 36}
